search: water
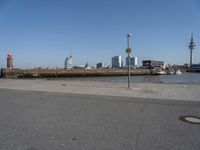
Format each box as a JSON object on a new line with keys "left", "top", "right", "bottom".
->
{"left": 51, "top": 73, "right": 200, "bottom": 84}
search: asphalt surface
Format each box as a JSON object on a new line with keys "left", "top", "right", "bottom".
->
{"left": 0, "top": 89, "right": 200, "bottom": 150}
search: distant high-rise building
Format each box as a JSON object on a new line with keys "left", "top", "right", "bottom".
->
{"left": 7, "top": 53, "right": 13, "bottom": 69}
{"left": 121, "top": 60, "right": 124, "bottom": 67}
{"left": 96, "top": 62, "right": 104, "bottom": 69}
{"left": 112, "top": 55, "right": 122, "bottom": 68}
{"left": 65, "top": 55, "right": 72, "bottom": 69}
{"left": 126, "top": 56, "right": 138, "bottom": 67}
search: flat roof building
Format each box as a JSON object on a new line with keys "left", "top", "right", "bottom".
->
{"left": 142, "top": 60, "right": 164, "bottom": 69}
{"left": 190, "top": 64, "right": 200, "bottom": 69}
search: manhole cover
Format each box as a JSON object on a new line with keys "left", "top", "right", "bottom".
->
{"left": 179, "top": 116, "right": 200, "bottom": 124}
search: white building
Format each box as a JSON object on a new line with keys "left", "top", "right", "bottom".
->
{"left": 126, "top": 56, "right": 138, "bottom": 67}
{"left": 65, "top": 56, "right": 72, "bottom": 69}
{"left": 112, "top": 55, "right": 122, "bottom": 68}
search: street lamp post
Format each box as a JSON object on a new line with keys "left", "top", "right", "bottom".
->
{"left": 126, "top": 33, "right": 132, "bottom": 88}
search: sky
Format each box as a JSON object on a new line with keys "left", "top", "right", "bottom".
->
{"left": 0, "top": 0, "right": 200, "bottom": 68}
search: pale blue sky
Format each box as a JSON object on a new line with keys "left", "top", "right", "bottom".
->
{"left": 0, "top": 0, "right": 200, "bottom": 68}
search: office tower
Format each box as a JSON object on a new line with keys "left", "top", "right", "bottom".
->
{"left": 112, "top": 55, "right": 122, "bottom": 68}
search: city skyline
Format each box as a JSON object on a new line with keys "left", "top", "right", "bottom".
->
{"left": 0, "top": 0, "right": 200, "bottom": 68}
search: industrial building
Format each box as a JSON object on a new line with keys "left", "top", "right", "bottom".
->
{"left": 190, "top": 64, "right": 200, "bottom": 69}
{"left": 112, "top": 55, "right": 122, "bottom": 68}
{"left": 126, "top": 56, "right": 138, "bottom": 68}
{"left": 186, "top": 63, "right": 200, "bottom": 72}
{"left": 7, "top": 53, "right": 13, "bottom": 69}
{"left": 142, "top": 60, "right": 164, "bottom": 69}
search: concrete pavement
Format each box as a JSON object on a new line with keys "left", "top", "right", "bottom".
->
{"left": 0, "top": 79, "right": 200, "bottom": 101}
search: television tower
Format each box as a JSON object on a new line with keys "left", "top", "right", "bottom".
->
{"left": 188, "top": 33, "right": 196, "bottom": 66}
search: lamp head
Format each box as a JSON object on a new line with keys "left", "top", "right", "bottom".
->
{"left": 127, "top": 33, "right": 132, "bottom": 37}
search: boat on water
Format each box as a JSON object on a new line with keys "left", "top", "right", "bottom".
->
{"left": 167, "top": 70, "right": 175, "bottom": 75}
{"left": 154, "top": 69, "right": 166, "bottom": 75}
{"left": 175, "top": 69, "right": 182, "bottom": 75}
{"left": 153, "top": 68, "right": 182, "bottom": 75}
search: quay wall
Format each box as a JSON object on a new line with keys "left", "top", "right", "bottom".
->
{"left": 2, "top": 69, "right": 152, "bottom": 78}
{"left": 186, "top": 69, "right": 200, "bottom": 72}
